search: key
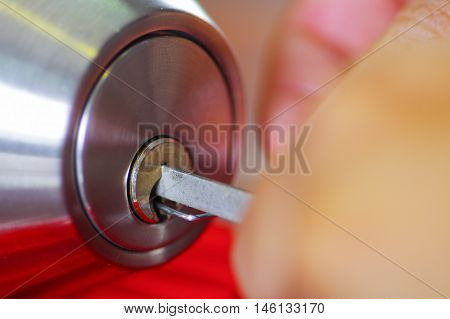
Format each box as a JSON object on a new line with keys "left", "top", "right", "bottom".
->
{"left": 154, "top": 166, "right": 252, "bottom": 223}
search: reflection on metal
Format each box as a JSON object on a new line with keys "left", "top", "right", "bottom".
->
{"left": 0, "top": 1, "right": 98, "bottom": 58}
{"left": 0, "top": 83, "right": 68, "bottom": 147}
{"left": 155, "top": 202, "right": 213, "bottom": 222}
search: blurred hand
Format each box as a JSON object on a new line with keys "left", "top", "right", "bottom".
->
{"left": 234, "top": 0, "right": 450, "bottom": 298}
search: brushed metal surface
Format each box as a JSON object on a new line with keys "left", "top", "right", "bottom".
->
{"left": 0, "top": 0, "right": 244, "bottom": 267}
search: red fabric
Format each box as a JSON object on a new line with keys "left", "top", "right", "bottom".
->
{"left": 2, "top": 221, "right": 240, "bottom": 298}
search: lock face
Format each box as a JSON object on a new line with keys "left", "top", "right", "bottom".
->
{"left": 75, "top": 34, "right": 243, "bottom": 266}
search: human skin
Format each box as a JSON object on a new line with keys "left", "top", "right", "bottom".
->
{"left": 234, "top": 0, "right": 450, "bottom": 298}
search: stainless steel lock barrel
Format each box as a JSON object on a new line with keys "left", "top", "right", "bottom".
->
{"left": 0, "top": 0, "right": 243, "bottom": 267}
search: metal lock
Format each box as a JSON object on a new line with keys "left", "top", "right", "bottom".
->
{"left": 73, "top": 28, "right": 245, "bottom": 267}
{"left": 0, "top": 0, "right": 244, "bottom": 269}
{"left": 75, "top": 35, "right": 240, "bottom": 267}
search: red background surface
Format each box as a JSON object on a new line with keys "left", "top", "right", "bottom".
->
{"left": 0, "top": 220, "right": 240, "bottom": 298}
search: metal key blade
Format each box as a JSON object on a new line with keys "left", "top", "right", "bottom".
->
{"left": 155, "top": 166, "right": 252, "bottom": 223}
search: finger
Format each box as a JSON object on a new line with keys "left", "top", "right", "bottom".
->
{"left": 260, "top": 0, "right": 406, "bottom": 152}
{"left": 236, "top": 0, "right": 450, "bottom": 297}
{"left": 383, "top": 0, "right": 449, "bottom": 40}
